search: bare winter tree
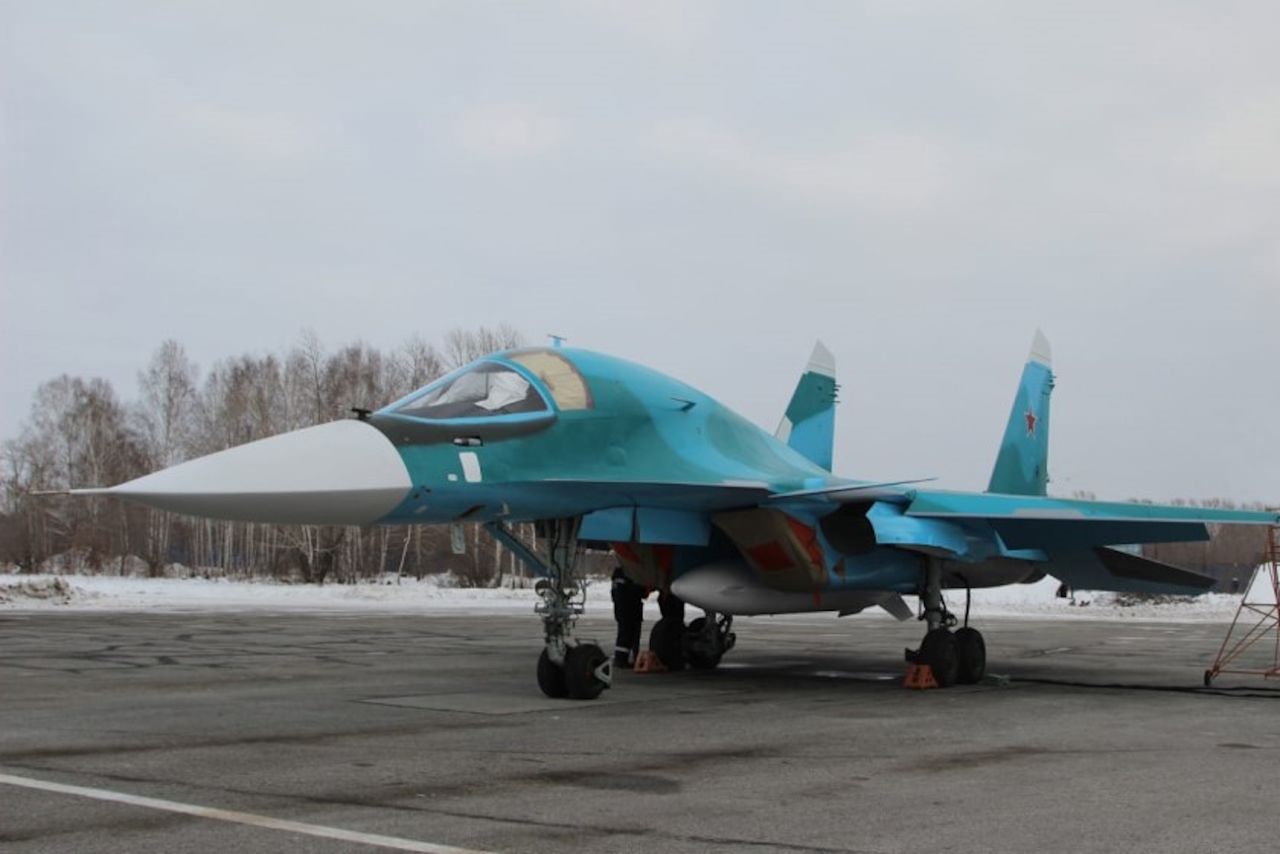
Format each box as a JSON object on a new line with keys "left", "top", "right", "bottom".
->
{"left": 324, "top": 342, "right": 390, "bottom": 416}
{"left": 135, "top": 340, "right": 198, "bottom": 467}
{"left": 387, "top": 334, "right": 445, "bottom": 396}
{"left": 2, "top": 377, "right": 149, "bottom": 571}
{"left": 2, "top": 430, "right": 60, "bottom": 569}
{"left": 133, "top": 342, "right": 199, "bottom": 574}
{"left": 441, "top": 324, "right": 525, "bottom": 370}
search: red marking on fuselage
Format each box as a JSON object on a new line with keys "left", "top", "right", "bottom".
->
{"left": 610, "top": 542, "right": 674, "bottom": 583}
{"left": 784, "top": 517, "right": 826, "bottom": 570}
{"left": 747, "top": 541, "right": 792, "bottom": 572}
{"left": 1024, "top": 409, "right": 1037, "bottom": 437}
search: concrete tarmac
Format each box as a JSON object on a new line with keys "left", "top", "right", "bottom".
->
{"left": 2, "top": 610, "right": 1278, "bottom": 853}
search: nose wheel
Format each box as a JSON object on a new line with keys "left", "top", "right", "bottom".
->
{"left": 564, "top": 643, "right": 611, "bottom": 700}
{"left": 537, "top": 648, "right": 569, "bottom": 698}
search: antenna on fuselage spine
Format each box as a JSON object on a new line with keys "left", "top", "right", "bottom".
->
{"left": 547, "top": 334, "right": 567, "bottom": 348}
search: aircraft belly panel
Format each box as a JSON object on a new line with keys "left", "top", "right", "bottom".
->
{"left": 579, "top": 506, "right": 634, "bottom": 541}
{"left": 635, "top": 507, "right": 711, "bottom": 546}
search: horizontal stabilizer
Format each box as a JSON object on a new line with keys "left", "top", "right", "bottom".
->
{"left": 1048, "top": 547, "right": 1217, "bottom": 595}
{"left": 995, "top": 519, "right": 1209, "bottom": 550}
{"left": 906, "top": 490, "right": 1279, "bottom": 548}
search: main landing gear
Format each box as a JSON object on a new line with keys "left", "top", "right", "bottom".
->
{"left": 908, "top": 559, "right": 986, "bottom": 687}
{"left": 684, "top": 613, "right": 737, "bottom": 670}
{"left": 648, "top": 611, "right": 737, "bottom": 671}
{"left": 486, "top": 517, "right": 612, "bottom": 700}
{"left": 644, "top": 587, "right": 737, "bottom": 672}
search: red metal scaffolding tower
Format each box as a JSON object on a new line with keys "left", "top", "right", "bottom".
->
{"left": 1204, "top": 525, "right": 1280, "bottom": 686}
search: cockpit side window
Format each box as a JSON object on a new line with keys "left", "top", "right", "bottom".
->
{"left": 395, "top": 363, "right": 547, "bottom": 420}
{"left": 509, "top": 351, "right": 593, "bottom": 410}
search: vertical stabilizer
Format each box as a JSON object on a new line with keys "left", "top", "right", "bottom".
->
{"left": 988, "top": 330, "right": 1054, "bottom": 496}
{"left": 775, "top": 341, "right": 838, "bottom": 471}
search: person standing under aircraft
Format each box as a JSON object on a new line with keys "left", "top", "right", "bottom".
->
{"left": 611, "top": 562, "right": 647, "bottom": 668}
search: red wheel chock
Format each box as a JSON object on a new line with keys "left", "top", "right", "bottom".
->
{"left": 633, "top": 651, "right": 668, "bottom": 674}
{"left": 903, "top": 663, "right": 939, "bottom": 689}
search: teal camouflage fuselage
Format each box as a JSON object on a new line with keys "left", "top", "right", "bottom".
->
{"left": 361, "top": 343, "right": 1277, "bottom": 603}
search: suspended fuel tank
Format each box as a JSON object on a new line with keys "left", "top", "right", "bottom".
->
{"left": 671, "top": 559, "right": 910, "bottom": 618}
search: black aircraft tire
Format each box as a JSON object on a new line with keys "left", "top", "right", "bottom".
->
{"left": 564, "top": 643, "right": 609, "bottom": 700}
{"left": 649, "top": 618, "right": 686, "bottom": 670}
{"left": 683, "top": 617, "right": 724, "bottom": 671}
{"left": 920, "top": 628, "right": 960, "bottom": 688}
{"left": 537, "top": 649, "right": 569, "bottom": 698}
{"left": 954, "top": 627, "right": 986, "bottom": 685}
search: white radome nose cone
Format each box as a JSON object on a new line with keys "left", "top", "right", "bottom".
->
{"left": 109, "top": 420, "right": 412, "bottom": 524}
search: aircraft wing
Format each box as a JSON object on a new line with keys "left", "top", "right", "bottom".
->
{"left": 903, "top": 490, "right": 1279, "bottom": 549}
{"left": 764, "top": 478, "right": 937, "bottom": 503}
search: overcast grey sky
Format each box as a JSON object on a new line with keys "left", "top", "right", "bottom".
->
{"left": 2, "top": 2, "right": 1277, "bottom": 502}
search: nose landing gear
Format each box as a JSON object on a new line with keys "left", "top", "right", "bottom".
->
{"left": 486, "top": 517, "right": 612, "bottom": 700}
{"left": 532, "top": 580, "right": 610, "bottom": 700}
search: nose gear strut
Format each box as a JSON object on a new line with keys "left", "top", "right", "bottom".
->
{"left": 484, "top": 517, "right": 612, "bottom": 700}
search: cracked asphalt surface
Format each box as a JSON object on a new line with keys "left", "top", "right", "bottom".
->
{"left": 2, "top": 610, "right": 1279, "bottom": 853}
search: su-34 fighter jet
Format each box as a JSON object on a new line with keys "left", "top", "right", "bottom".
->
{"left": 61, "top": 333, "right": 1278, "bottom": 699}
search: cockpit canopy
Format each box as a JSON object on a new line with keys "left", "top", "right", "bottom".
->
{"left": 395, "top": 363, "right": 545, "bottom": 420}
{"left": 388, "top": 349, "right": 592, "bottom": 421}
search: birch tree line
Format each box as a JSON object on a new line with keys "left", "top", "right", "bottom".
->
{"left": 0, "top": 326, "right": 530, "bottom": 584}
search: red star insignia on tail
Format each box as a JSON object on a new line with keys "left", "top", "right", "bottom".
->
{"left": 1024, "top": 409, "right": 1037, "bottom": 437}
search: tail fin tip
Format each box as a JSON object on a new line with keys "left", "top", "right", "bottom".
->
{"left": 1030, "top": 329, "right": 1051, "bottom": 367}
{"left": 807, "top": 340, "right": 836, "bottom": 378}
{"left": 776, "top": 341, "right": 838, "bottom": 470}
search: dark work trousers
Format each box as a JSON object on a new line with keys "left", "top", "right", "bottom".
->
{"left": 658, "top": 589, "right": 685, "bottom": 625}
{"left": 611, "top": 568, "right": 645, "bottom": 665}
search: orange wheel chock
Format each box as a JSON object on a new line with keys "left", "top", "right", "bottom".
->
{"left": 633, "top": 651, "right": 668, "bottom": 674}
{"left": 903, "top": 663, "right": 939, "bottom": 689}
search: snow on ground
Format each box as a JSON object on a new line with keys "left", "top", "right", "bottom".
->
{"left": 0, "top": 568, "right": 1272, "bottom": 622}
{"left": 0, "top": 572, "right": 549, "bottom": 615}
